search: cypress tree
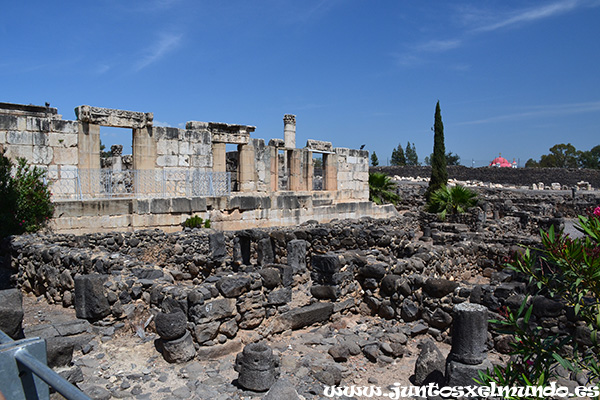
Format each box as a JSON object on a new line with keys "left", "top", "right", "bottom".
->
{"left": 426, "top": 101, "right": 447, "bottom": 201}
{"left": 371, "top": 151, "right": 379, "bottom": 166}
{"left": 405, "top": 142, "right": 419, "bottom": 166}
{"left": 391, "top": 143, "right": 406, "bottom": 166}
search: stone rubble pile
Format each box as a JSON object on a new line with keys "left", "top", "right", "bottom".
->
{"left": 1, "top": 186, "right": 600, "bottom": 398}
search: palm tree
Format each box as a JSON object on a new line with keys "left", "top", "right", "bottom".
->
{"left": 369, "top": 172, "right": 400, "bottom": 205}
{"left": 426, "top": 185, "right": 477, "bottom": 220}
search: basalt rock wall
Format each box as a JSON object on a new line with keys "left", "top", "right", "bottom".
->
{"left": 372, "top": 165, "right": 600, "bottom": 188}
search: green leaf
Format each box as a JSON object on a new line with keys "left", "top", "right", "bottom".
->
{"left": 524, "top": 304, "right": 534, "bottom": 324}
{"left": 552, "top": 353, "right": 573, "bottom": 371}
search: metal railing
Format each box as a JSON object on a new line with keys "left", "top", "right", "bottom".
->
{"left": 49, "top": 168, "right": 231, "bottom": 200}
{"left": 0, "top": 329, "right": 91, "bottom": 400}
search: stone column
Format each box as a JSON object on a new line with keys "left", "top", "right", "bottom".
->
{"left": 133, "top": 126, "right": 157, "bottom": 195}
{"left": 283, "top": 114, "right": 296, "bottom": 149}
{"left": 234, "top": 342, "right": 280, "bottom": 392}
{"left": 111, "top": 145, "right": 123, "bottom": 172}
{"left": 446, "top": 302, "right": 493, "bottom": 386}
{"left": 238, "top": 143, "right": 256, "bottom": 192}
{"left": 323, "top": 153, "right": 338, "bottom": 191}
{"left": 304, "top": 150, "right": 313, "bottom": 191}
{"left": 77, "top": 122, "right": 101, "bottom": 196}
{"left": 288, "top": 149, "right": 302, "bottom": 191}
{"left": 269, "top": 146, "right": 278, "bottom": 192}
{"left": 132, "top": 127, "right": 156, "bottom": 170}
{"left": 212, "top": 143, "right": 226, "bottom": 172}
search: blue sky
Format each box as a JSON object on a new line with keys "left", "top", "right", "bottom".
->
{"left": 2, "top": 0, "right": 599, "bottom": 166}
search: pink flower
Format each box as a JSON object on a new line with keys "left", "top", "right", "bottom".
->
{"left": 594, "top": 206, "right": 600, "bottom": 218}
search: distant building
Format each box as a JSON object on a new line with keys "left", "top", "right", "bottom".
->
{"left": 489, "top": 154, "right": 517, "bottom": 168}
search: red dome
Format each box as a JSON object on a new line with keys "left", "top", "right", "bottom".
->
{"left": 489, "top": 156, "right": 512, "bottom": 168}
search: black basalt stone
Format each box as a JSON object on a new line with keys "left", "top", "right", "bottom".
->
{"left": 74, "top": 274, "right": 110, "bottom": 321}
{"left": 154, "top": 310, "right": 187, "bottom": 341}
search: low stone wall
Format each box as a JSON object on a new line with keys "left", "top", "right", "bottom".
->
{"left": 5, "top": 188, "right": 599, "bottom": 368}
{"left": 2, "top": 207, "right": 548, "bottom": 356}
{"left": 51, "top": 191, "right": 398, "bottom": 234}
{"left": 372, "top": 165, "right": 600, "bottom": 188}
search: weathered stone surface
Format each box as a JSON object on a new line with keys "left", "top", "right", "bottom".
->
{"left": 195, "top": 339, "right": 243, "bottom": 360}
{"left": 287, "top": 240, "right": 307, "bottom": 274}
{"left": 188, "top": 298, "right": 236, "bottom": 323}
{"left": 414, "top": 339, "right": 445, "bottom": 386}
{"left": 75, "top": 105, "right": 153, "bottom": 128}
{"left": 424, "top": 308, "right": 453, "bottom": 330}
{"left": 311, "top": 364, "right": 342, "bottom": 386}
{"left": 311, "top": 254, "right": 342, "bottom": 285}
{"left": 267, "top": 287, "right": 292, "bottom": 306}
{"left": 234, "top": 342, "right": 280, "bottom": 392}
{"left": 263, "top": 378, "right": 301, "bottom": 400}
{"left": 310, "top": 285, "right": 340, "bottom": 300}
{"left": 274, "top": 264, "right": 293, "bottom": 287}
{"left": 74, "top": 274, "right": 110, "bottom": 320}
{"left": 193, "top": 321, "right": 220, "bottom": 344}
{"left": 0, "top": 289, "right": 24, "bottom": 339}
{"left": 257, "top": 238, "right": 274, "bottom": 266}
{"left": 328, "top": 344, "right": 350, "bottom": 362}
{"left": 446, "top": 359, "right": 493, "bottom": 387}
{"left": 259, "top": 268, "right": 281, "bottom": 289}
{"left": 423, "top": 278, "right": 459, "bottom": 298}
{"left": 359, "top": 264, "right": 387, "bottom": 280}
{"left": 161, "top": 331, "right": 196, "bottom": 363}
{"left": 276, "top": 302, "right": 334, "bottom": 331}
{"left": 154, "top": 310, "right": 187, "bottom": 341}
{"left": 380, "top": 274, "right": 403, "bottom": 296}
{"left": 532, "top": 295, "right": 564, "bottom": 317}
{"left": 216, "top": 275, "right": 251, "bottom": 298}
{"left": 400, "top": 298, "right": 420, "bottom": 322}
{"left": 209, "top": 232, "right": 226, "bottom": 261}
{"left": 449, "top": 302, "right": 488, "bottom": 365}
{"left": 219, "top": 318, "right": 239, "bottom": 338}
{"left": 306, "top": 139, "right": 333, "bottom": 152}
{"left": 46, "top": 336, "right": 75, "bottom": 368}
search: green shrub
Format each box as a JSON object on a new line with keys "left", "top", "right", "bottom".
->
{"left": 368, "top": 172, "right": 399, "bottom": 205}
{"left": 183, "top": 215, "right": 211, "bottom": 229}
{"left": 478, "top": 207, "right": 600, "bottom": 396}
{"left": 0, "top": 151, "right": 54, "bottom": 237}
{"left": 426, "top": 184, "right": 477, "bottom": 220}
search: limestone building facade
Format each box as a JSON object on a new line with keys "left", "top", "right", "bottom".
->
{"left": 0, "top": 102, "right": 393, "bottom": 232}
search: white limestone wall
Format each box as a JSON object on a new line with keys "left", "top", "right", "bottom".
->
{"left": 335, "top": 147, "right": 369, "bottom": 200}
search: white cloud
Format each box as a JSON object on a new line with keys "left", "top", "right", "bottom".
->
{"left": 415, "top": 39, "right": 462, "bottom": 53}
{"left": 472, "top": 0, "right": 582, "bottom": 33}
{"left": 134, "top": 33, "right": 182, "bottom": 72}
{"left": 456, "top": 101, "right": 600, "bottom": 125}
{"left": 394, "top": 0, "right": 598, "bottom": 68}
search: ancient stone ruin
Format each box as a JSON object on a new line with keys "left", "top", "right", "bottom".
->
{"left": 0, "top": 102, "right": 395, "bottom": 233}
{"left": 2, "top": 101, "right": 600, "bottom": 399}
{"left": 1, "top": 183, "right": 599, "bottom": 398}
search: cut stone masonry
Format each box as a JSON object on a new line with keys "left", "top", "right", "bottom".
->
{"left": 0, "top": 101, "right": 385, "bottom": 233}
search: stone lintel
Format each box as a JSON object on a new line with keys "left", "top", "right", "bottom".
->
{"left": 0, "top": 102, "right": 59, "bottom": 118}
{"left": 185, "top": 121, "right": 209, "bottom": 130}
{"left": 268, "top": 138, "right": 285, "bottom": 148}
{"left": 74, "top": 105, "right": 153, "bottom": 129}
{"left": 186, "top": 121, "right": 255, "bottom": 144}
{"left": 306, "top": 139, "right": 333, "bottom": 153}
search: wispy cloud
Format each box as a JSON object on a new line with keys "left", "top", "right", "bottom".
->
{"left": 134, "top": 33, "right": 182, "bottom": 72}
{"left": 415, "top": 39, "right": 462, "bottom": 53}
{"left": 473, "top": 0, "right": 582, "bottom": 33}
{"left": 456, "top": 101, "right": 600, "bottom": 125}
{"left": 395, "top": 0, "right": 598, "bottom": 68}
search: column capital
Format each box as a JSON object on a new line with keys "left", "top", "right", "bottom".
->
{"left": 283, "top": 114, "right": 296, "bottom": 125}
